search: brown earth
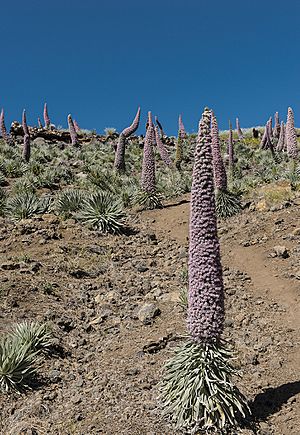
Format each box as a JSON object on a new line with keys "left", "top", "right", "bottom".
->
{"left": 0, "top": 196, "right": 300, "bottom": 435}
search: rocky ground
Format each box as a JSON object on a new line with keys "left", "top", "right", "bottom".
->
{"left": 0, "top": 194, "right": 300, "bottom": 434}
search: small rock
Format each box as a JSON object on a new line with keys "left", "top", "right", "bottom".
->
{"left": 292, "top": 227, "right": 300, "bottom": 236}
{"left": 272, "top": 245, "right": 289, "bottom": 258}
{"left": 137, "top": 303, "right": 160, "bottom": 324}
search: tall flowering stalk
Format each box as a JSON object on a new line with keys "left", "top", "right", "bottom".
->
{"left": 155, "top": 116, "right": 165, "bottom": 137}
{"left": 175, "top": 114, "right": 186, "bottom": 170}
{"left": 276, "top": 122, "right": 285, "bottom": 152}
{"left": 136, "top": 112, "right": 161, "bottom": 209}
{"left": 236, "top": 117, "right": 243, "bottom": 139}
{"left": 0, "top": 109, "right": 13, "bottom": 145}
{"left": 154, "top": 125, "right": 172, "bottom": 166}
{"left": 38, "top": 117, "right": 43, "bottom": 129}
{"left": 228, "top": 120, "right": 234, "bottom": 167}
{"left": 44, "top": 103, "right": 50, "bottom": 129}
{"left": 212, "top": 114, "right": 241, "bottom": 219}
{"left": 141, "top": 112, "right": 156, "bottom": 193}
{"left": 160, "top": 108, "right": 249, "bottom": 431}
{"left": 22, "top": 134, "right": 30, "bottom": 162}
{"left": 211, "top": 113, "right": 227, "bottom": 191}
{"left": 188, "top": 109, "right": 224, "bottom": 342}
{"left": 68, "top": 114, "right": 79, "bottom": 147}
{"left": 114, "top": 107, "right": 141, "bottom": 172}
{"left": 274, "top": 112, "right": 281, "bottom": 138}
{"left": 22, "top": 110, "right": 30, "bottom": 136}
{"left": 73, "top": 119, "right": 81, "bottom": 133}
{"left": 286, "top": 107, "right": 298, "bottom": 159}
{"left": 268, "top": 116, "right": 273, "bottom": 138}
{"left": 260, "top": 119, "right": 272, "bottom": 150}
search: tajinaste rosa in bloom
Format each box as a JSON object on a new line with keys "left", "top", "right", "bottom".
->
{"left": 236, "top": 117, "right": 243, "bottom": 139}
{"left": 213, "top": 114, "right": 241, "bottom": 218}
{"left": 274, "top": 112, "right": 281, "bottom": 138}
{"left": 22, "top": 134, "right": 30, "bottom": 162}
{"left": 22, "top": 110, "right": 30, "bottom": 136}
{"left": 228, "top": 120, "right": 234, "bottom": 167}
{"left": 141, "top": 112, "right": 156, "bottom": 193}
{"left": 73, "top": 119, "right": 81, "bottom": 133}
{"left": 114, "top": 107, "right": 141, "bottom": 172}
{"left": 286, "top": 107, "right": 298, "bottom": 159}
{"left": 211, "top": 112, "right": 227, "bottom": 191}
{"left": 160, "top": 107, "right": 249, "bottom": 432}
{"left": 44, "top": 103, "right": 50, "bottom": 129}
{"left": 38, "top": 117, "right": 43, "bottom": 129}
{"left": 155, "top": 116, "right": 165, "bottom": 137}
{"left": 68, "top": 114, "right": 79, "bottom": 147}
{"left": 175, "top": 114, "right": 187, "bottom": 170}
{"left": 154, "top": 125, "right": 172, "bottom": 166}
{"left": 0, "top": 109, "right": 13, "bottom": 145}
{"left": 276, "top": 121, "right": 285, "bottom": 152}
{"left": 188, "top": 108, "right": 224, "bottom": 342}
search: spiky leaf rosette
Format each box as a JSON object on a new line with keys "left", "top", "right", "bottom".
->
{"left": 286, "top": 107, "right": 299, "bottom": 159}
{"left": 135, "top": 190, "right": 162, "bottom": 210}
{"left": 114, "top": 107, "right": 141, "bottom": 172}
{"left": 54, "top": 189, "right": 85, "bottom": 218}
{"left": 211, "top": 113, "right": 227, "bottom": 191}
{"left": 11, "top": 322, "right": 53, "bottom": 352}
{"left": 216, "top": 189, "right": 242, "bottom": 219}
{"left": 0, "top": 338, "right": 38, "bottom": 393}
{"left": 160, "top": 340, "right": 250, "bottom": 432}
{"left": 76, "top": 191, "right": 125, "bottom": 233}
{"left": 6, "top": 192, "right": 50, "bottom": 220}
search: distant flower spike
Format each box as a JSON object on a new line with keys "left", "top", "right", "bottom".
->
{"left": 175, "top": 114, "right": 187, "bottom": 170}
{"left": 73, "top": 119, "right": 81, "bottom": 133}
{"left": 154, "top": 125, "right": 172, "bottom": 166}
{"left": 178, "top": 114, "right": 186, "bottom": 138}
{"left": 268, "top": 116, "right": 273, "bottom": 138}
{"left": 0, "top": 109, "right": 13, "bottom": 145}
{"left": 274, "top": 112, "right": 281, "bottom": 138}
{"left": 228, "top": 121, "right": 234, "bottom": 167}
{"left": 155, "top": 116, "right": 165, "bottom": 137}
{"left": 22, "top": 134, "right": 30, "bottom": 162}
{"left": 211, "top": 113, "right": 227, "bottom": 191}
{"left": 236, "top": 117, "right": 243, "bottom": 139}
{"left": 43, "top": 103, "right": 50, "bottom": 129}
{"left": 141, "top": 112, "right": 156, "bottom": 193}
{"left": 286, "top": 107, "right": 298, "bottom": 159}
{"left": 22, "top": 110, "right": 30, "bottom": 136}
{"left": 276, "top": 122, "right": 285, "bottom": 152}
{"left": 38, "top": 117, "right": 43, "bottom": 129}
{"left": 68, "top": 114, "right": 79, "bottom": 147}
{"left": 114, "top": 107, "right": 141, "bottom": 172}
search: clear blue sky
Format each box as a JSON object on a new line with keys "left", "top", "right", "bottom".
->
{"left": 1, "top": 0, "right": 300, "bottom": 135}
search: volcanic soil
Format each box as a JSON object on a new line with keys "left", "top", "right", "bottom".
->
{"left": 0, "top": 194, "right": 300, "bottom": 435}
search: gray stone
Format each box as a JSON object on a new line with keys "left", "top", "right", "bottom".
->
{"left": 273, "top": 245, "right": 289, "bottom": 258}
{"left": 137, "top": 303, "right": 160, "bottom": 324}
